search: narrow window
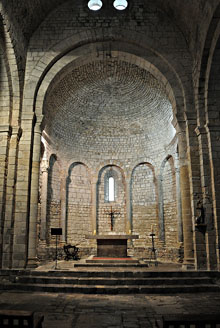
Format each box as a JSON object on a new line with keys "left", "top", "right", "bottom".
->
{"left": 109, "top": 177, "right": 115, "bottom": 201}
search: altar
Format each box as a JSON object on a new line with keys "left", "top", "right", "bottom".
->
{"left": 86, "top": 234, "right": 139, "bottom": 257}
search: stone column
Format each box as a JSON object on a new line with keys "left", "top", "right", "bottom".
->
{"left": 12, "top": 113, "right": 35, "bottom": 268}
{"left": 157, "top": 174, "right": 165, "bottom": 241}
{"left": 205, "top": 124, "right": 220, "bottom": 270}
{"left": 179, "top": 165, "right": 194, "bottom": 267}
{"left": 40, "top": 160, "right": 49, "bottom": 241}
{"left": 0, "top": 125, "right": 11, "bottom": 268}
{"left": 91, "top": 177, "right": 97, "bottom": 234}
{"left": 174, "top": 118, "right": 194, "bottom": 268}
{"left": 175, "top": 154, "right": 183, "bottom": 243}
{"left": 60, "top": 169, "right": 67, "bottom": 243}
{"left": 27, "top": 116, "right": 43, "bottom": 268}
{"left": 125, "top": 178, "right": 132, "bottom": 234}
{"left": 2, "top": 127, "right": 21, "bottom": 268}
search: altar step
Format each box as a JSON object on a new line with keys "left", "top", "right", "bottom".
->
{"left": 76, "top": 256, "right": 148, "bottom": 267}
{"left": 0, "top": 269, "right": 220, "bottom": 294}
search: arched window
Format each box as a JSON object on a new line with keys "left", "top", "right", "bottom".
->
{"left": 104, "top": 168, "right": 117, "bottom": 202}
{"left": 108, "top": 176, "right": 115, "bottom": 201}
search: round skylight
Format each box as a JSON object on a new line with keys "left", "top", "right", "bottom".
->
{"left": 113, "top": 0, "right": 128, "bottom": 10}
{"left": 88, "top": 0, "right": 103, "bottom": 11}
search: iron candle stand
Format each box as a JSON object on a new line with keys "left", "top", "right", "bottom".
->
{"left": 149, "top": 233, "right": 158, "bottom": 266}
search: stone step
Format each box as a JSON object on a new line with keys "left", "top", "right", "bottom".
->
{"left": 1, "top": 269, "right": 219, "bottom": 278}
{"left": 75, "top": 263, "right": 149, "bottom": 267}
{"left": 0, "top": 282, "right": 219, "bottom": 294}
{"left": 85, "top": 259, "right": 140, "bottom": 264}
{"left": 13, "top": 276, "right": 214, "bottom": 286}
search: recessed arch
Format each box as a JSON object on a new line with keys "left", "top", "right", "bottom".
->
{"left": 66, "top": 161, "right": 92, "bottom": 246}
{"left": 97, "top": 164, "right": 126, "bottom": 234}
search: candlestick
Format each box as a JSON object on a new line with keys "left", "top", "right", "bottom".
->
{"left": 151, "top": 224, "right": 154, "bottom": 234}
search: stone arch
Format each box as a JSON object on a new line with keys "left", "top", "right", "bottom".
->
{"left": 37, "top": 46, "right": 178, "bottom": 117}
{"left": 66, "top": 162, "right": 92, "bottom": 250}
{"left": 31, "top": 36, "right": 188, "bottom": 118}
{"left": 22, "top": 27, "right": 191, "bottom": 265}
{"left": 95, "top": 161, "right": 126, "bottom": 181}
{"left": 196, "top": 4, "right": 220, "bottom": 125}
{"left": 97, "top": 164, "right": 126, "bottom": 234}
{"left": 0, "top": 12, "right": 20, "bottom": 122}
{"left": 131, "top": 162, "right": 158, "bottom": 257}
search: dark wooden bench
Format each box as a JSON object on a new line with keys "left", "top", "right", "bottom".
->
{"left": 160, "top": 314, "right": 220, "bottom": 328}
{"left": 0, "top": 310, "right": 44, "bottom": 328}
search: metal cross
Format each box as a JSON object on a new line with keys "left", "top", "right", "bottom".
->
{"left": 105, "top": 206, "right": 120, "bottom": 231}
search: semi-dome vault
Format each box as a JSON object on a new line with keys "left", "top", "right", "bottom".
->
{"left": 43, "top": 58, "right": 175, "bottom": 161}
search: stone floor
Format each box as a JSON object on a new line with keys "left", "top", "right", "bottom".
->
{"left": 1, "top": 261, "right": 220, "bottom": 327}
{"left": 1, "top": 291, "right": 220, "bottom": 328}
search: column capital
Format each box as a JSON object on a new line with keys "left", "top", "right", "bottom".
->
{"left": 21, "top": 112, "right": 35, "bottom": 121}
{"left": 195, "top": 126, "right": 207, "bottom": 136}
{"left": 0, "top": 124, "right": 12, "bottom": 135}
{"left": 41, "top": 159, "right": 49, "bottom": 172}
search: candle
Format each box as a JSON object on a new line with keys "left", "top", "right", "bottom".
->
{"left": 151, "top": 225, "right": 154, "bottom": 233}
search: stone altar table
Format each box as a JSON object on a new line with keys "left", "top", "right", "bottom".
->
{"left": 86, "top": 235, "right": 139, "bottom": 257}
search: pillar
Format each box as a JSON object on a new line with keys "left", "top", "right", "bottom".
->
{"left": 206, "top": 124, "right": 220, "bottom": 270}
{"left": 91, "top": 177, "right": 97, "bottom": 234}
{"left": 12, "top": 112, "right": 35, "bottom": 268}
{"left": 179, "top": 165, "right": 194, "bottom": 266}
{"left": 175, "top": 153, "right": 183, "bottom": 243}
{"left": 174, "top": 117, "right": 194, "bottom": 268}
{"left": 40, "top": 159, "right": 49, "bottom": 241}
{"left": 60, "top": 170, "right": 67, "bottom": 243}
{"left": 157, "top": 174, "right": 165, "bottom": 241}
{"left": 27, "top": 116, "right": 43, "bottom": 268}
{"left": 2, "top": 126, "right": 21, "bottom": 268}
{"left": 0, "top": 124, "right": 11, "bottom": 267}
{"left": 125, "top": 178, "right": 132, "bottom": 234}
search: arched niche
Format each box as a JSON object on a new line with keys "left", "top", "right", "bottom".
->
{"left": 66, "top": 162, "right": 92, "bottom": 250}
{"left": 97, "top": 165, "right": 126, "bottom": 234}
{"left": 131, "top": 162, "right": 158, "bottom": 257}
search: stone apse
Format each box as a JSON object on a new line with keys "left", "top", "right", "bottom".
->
{"left": 0, "top": 0, "right": 220, "bottom": 271}
{"left": 36, "top": 57, "right": 181, "bottom": 263}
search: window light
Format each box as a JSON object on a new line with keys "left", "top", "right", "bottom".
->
{"left": 113, "top": 0, "right": 128, "bottom": 10}
{"left": 109, "top": 177, "right": 115, "bottom": 201}
{"left": 88, "top": 0, "right": 103, "bottom": 11}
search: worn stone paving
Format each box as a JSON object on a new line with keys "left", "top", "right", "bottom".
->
{"left": 0, "top": 291, "right": 220, "bottom": 328}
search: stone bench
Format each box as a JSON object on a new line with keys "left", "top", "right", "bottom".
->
{"left": 0, "top": 310, "right": 44, "bottom": 328}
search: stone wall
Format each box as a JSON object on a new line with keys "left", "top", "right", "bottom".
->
{"left": 67, "top": 163, "right": 92, "bottom": 250}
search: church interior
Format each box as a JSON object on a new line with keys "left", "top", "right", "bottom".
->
{"left": 0, "top": 0, "right": 220, "bottom": 326}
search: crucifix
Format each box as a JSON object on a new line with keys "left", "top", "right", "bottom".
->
{"left": 105, "top": 206, "right": 120, "bottom": 231}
